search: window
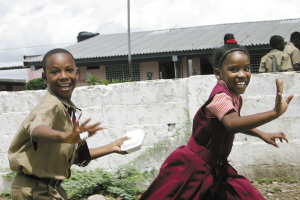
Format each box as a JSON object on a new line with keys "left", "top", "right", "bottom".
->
{"left": 250, "top": 54, "right": 265, "bottom": 74}
{"left": 87, "top": 66, "right": 99, "bottom": 70}
{"left": 105, "top": 63, "right": 140, "bottom": 81}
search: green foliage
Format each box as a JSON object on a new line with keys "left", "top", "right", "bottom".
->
{"left": 64, "top": 165, "right": 158, "bottom": 200}
{"left": 256, "top": 177, "right": 299, "bottom": 185}
{"left": 269, "top": 187, "right": 281, "bottom": 193}
{"left": 25, "top": 78, "right": 47, "bottom": 90}
{"left": 86, "top": 74, "right": 131, "bottom": 86}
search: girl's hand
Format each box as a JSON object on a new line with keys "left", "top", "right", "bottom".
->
{"left": 65, "top": 118, "right": 104, "bottom": 143}
{"left": 110, "top": 136, "right": 130, "bottom": 154}
{"left": 260, "top": 131, "right": 289, "bottom": 148}
{"left": 274, "top": 78, "right": 294, "bottom": 117}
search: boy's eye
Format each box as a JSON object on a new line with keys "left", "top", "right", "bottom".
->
{"left": 67, "top": 68, "right": 75, "bottom": 72}
{"left": 51, "top": 70, "right": 59, "bottom": 74}
{"left": 230, "top": 68, "right": 238, "bottom": 72}
{"left": 245, "top": 67, "right": 250, "bottom": 71}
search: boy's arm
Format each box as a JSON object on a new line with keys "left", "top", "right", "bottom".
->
{"left": 31, "top": 119, "right": 103, "bottom": 144}
{"left": 89, "top": 136, "right": 128, "bottom": 159}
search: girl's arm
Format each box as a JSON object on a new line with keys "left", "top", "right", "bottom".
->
{"left": 31, "top": 119, "right": 103, "bottom": 144}
{"left": 221, "top": 78, "right": 293, "bottom": 134}
{"left": 242, "top": 128, "right": 288, "bottom": 148}
{"left": 89, "top": 136, "right": 129, "bottom": 159}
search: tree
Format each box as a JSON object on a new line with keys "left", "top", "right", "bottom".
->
{"left": 25, "top": 78, "right": 47, "bottom": 90}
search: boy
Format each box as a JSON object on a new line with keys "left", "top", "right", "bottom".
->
{"left": 259, "top": 35, "right": 293, "bottom": 72}
{"left": 283, "top": 31, "right": 300, "bottom": 71}
{"left": 8, "top": 48, "right": 128, "bottom": 200}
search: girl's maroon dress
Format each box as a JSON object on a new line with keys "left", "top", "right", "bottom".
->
{"left": 140, "top": 83, "right": 265, "bottom": 200}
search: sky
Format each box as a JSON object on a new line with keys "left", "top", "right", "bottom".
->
{"left": 0, "top": 0, "right": 299, "bottom": 80}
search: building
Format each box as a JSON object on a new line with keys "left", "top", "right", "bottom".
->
{"left": 5, "top": 18, "right": 300, "bottom": 86}
{"left": 0, "top": 78, "right": 25, "bottom": 91}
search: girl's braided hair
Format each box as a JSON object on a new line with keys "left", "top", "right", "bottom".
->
{"left": 211, "top": 35, "right": 250, "bottom": 70}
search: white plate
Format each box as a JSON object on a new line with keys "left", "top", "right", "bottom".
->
{"left": 120, "top": 129, "right": 144, "bottom": 153}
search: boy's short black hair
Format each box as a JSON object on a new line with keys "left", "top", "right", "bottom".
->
{"left": 211, "top": 43, "right": 249, "bottom": 70}
{"left": 269, "top": 35, "right": 284, "bottom": 49}
{"left": 290, "top": 31, "right": 300, "bottom": 41}
{"left": 42, "top": 48, "right": 75, "bottom": 73}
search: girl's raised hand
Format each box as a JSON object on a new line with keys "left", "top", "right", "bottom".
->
{"left": 274, "top": 78, "right": 294, "bottom": 117}
{"left": 260, "top": 131, "right": 289, "bottom": 148}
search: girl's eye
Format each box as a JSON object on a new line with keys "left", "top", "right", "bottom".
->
{"left": 230, "top": 68, "right": 238, "bottom": 72}
{"left": 245, "top": 67, "right": 250, "bottom": 71}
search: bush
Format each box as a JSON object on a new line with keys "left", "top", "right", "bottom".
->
{"left": 25, "top": 78, "right": 47, "bottom": 90}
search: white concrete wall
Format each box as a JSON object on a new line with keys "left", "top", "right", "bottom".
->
{"left": 0, "top": 72, "right": 299, "bottom": 193}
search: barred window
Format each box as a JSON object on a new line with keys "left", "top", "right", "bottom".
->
{"left": 105, "top": 63, "right": 140, "bottom": 82}
{"left": 250, "top": 53, "right": 265, "bottom": 74}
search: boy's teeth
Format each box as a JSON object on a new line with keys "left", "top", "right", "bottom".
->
{"left": 60, "top": 84, "right": 70, "bottom": 87}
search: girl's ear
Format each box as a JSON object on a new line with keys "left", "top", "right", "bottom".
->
{"left": 214, "top": 68, "right": 221, "bottom": 80}
{"left": 42, "top": 72, "right": 48, "bottom": 84}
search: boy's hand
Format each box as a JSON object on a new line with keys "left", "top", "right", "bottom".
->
{"left": 274, "top": 78, "right": 294, "bottom": 117}
{"left": 261, "top": 131, "right": 289, "bottom": 148}
{"left": 66, "top": 118, "right": 104, "bottom": 143}
{"left": 110, "top": 136, "right": 130, "bottom": 154}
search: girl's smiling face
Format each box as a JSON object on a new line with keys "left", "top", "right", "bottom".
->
{"left": 215, "top": 51, "right": 251, "bottom": 95}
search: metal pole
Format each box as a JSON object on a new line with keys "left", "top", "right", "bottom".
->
{"left": 127, "top": 0, "right": 133, "bottom": 81}
{"left": 188, "top": 60, "right": 193, "bottom": 77}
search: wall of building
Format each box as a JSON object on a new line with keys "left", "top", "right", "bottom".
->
{"left": 1, "top": 72, "right": 299, "bottom": 193}
{"left": 140, "top": 61, "right": 159, "bottom": 80}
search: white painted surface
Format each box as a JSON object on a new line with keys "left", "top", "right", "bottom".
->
{"left": 0, "top": 72, "right": 299, "bottom": 193}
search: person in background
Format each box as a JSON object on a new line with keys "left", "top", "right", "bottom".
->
{"left": 8, "top": 48, "right": 128, "bottom": 200}
{"left": 259, "top": 35, "right": 293, "bottom": 73}
{"left": 283, "top": 31, "right": 300, "bottom": 71}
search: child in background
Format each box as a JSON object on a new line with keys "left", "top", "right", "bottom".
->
{"left": 8, "top": 48, "right": 128, "bottom": 200}
{"left": 283, "top": 31, "right": 300, "bottom": 71}
{"left": 140, "top": 38, "right": 293, "bottom": 199}
{"left": 259, "top": 35, "right": 293, "bottom": 72}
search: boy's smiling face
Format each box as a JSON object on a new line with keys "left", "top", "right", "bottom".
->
{"left": 42, "top": 53, "right": 77, "bottom": 102}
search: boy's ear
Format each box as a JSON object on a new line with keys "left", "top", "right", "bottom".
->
{"left": 42, "top": 72, "right": 48, "bottom": 84}
{"left": 76, "top": 67, "right": 79, "bottom": 80}
{"left": 214, "top": 68, "right": 221, "bottom": 80}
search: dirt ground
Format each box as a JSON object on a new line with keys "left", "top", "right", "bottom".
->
{"left": 253, "top": 180, "right": 300, "bottom": 199}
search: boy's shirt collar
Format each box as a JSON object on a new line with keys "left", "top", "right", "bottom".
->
{"left": 46, "top": 88, "right": 77, "bottom": 112}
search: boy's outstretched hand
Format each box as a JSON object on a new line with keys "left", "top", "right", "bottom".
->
{"left": 66, "top": 118, "right": 104, "bottom": 143}
{"left": 261, "top": 131, "right": 289, "bottom": 148}
{"left": 274, "top": 78, "right": 294, "bottom": 117}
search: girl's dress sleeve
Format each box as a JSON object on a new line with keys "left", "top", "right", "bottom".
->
{"left": 205, "top": 93, "right": 237, "bottom": 121}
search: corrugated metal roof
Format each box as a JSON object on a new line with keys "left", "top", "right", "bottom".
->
{"left": 24, "top": 18, "right": 300, "bottom": 63}
{"left": 0, "top": 65, "right": 28, "bottom": 70}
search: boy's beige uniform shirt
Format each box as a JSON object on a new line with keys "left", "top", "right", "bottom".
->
{"left": 259, "top": 49, "right": 293, "bottom": 72}
{"left": 283, "top": 42, "right": 300, "bottom": 66}
{"left": 8, "top": 88, "right": 79, "bottom": 180}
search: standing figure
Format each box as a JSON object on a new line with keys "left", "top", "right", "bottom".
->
{"left": 8, "top": 48, "right": 128, "bottom": 200}
{"left": 140, "top": 40, "right": 293, "bottom": 199}
{"left": 283, "top": 31, "right": 300, "bottom": 71}
{"left": 259, "top": 35, "right": 293, "bottom": 72}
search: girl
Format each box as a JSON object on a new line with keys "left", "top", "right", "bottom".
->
{"left": 140, "top": 39, "right": 293, "bottom": 199}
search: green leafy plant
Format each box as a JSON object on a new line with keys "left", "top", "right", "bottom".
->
{"left": 63, "top": 166, "right": 158, "bottom": 200}
{"left": 25, "top": 78, "right": 47, "bottom": 90}
{"left": 86, "top": 74, "right": 131, "bottom": 86}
